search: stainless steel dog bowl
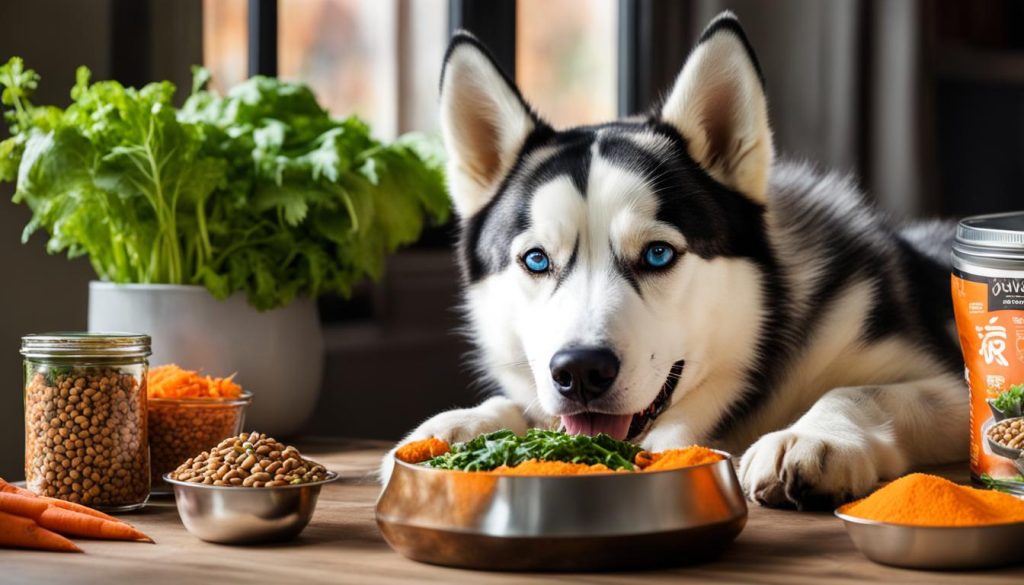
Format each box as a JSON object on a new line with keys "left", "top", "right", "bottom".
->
{"left": 835, "top": 506, "right": 1024, "bottom": 570}
{"left": 165, "top": 471, "right": 338, "bottom": 544}
{"left": 376, "top": 452, "right": 747, "bottom": 571}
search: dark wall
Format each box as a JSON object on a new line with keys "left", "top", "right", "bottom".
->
{"left": 0, "top": 0, "right": 203, "bottom": 479}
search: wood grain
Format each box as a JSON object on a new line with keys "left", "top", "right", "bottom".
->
{"left": 1, "top": 439, "right": 1021, "bottom": 584}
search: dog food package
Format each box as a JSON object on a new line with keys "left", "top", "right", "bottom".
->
{"left": 952, "top": 212, "right": 1024, "bottom": 494}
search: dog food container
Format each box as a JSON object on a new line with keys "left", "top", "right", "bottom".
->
{"left": 952, "top": 212, "right": 1024, "bottom": 494}
{"left": 21, "top": 332, "right": 152, "bottom": 511}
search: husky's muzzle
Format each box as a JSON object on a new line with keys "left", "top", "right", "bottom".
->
{"left": 552, "top": 351, "right": 685, "bottom": 441}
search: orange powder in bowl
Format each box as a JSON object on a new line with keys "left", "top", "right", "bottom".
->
{"left": 491, "top": 460, "right": 617, "bottom": 475}
{"left": 636, "top": 446, "right": 725, "bottom": 471}
{"left": 841, "top": 473, "right": 1024, "bottom": 527}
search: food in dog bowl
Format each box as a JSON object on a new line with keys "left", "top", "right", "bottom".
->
{"left": 394, "top": 437, "right": 450, "bottom": 464}
{"left": 952, "top": 212, "right": 1024, "bottom": 494}
{"left": 147, "top": 365, "right": 251, "bottom": 490}
{"left": 636, "top": 446, "right": 725, "bottom": 470}
{"left": 839, "top": 473, "right": 1024, "bottom": 526}
{"left": 492, "top": 460, "right": 620, "bottom": 475}
{"left": 169, "top": 432, "right": 328, "bottom": 487}
{"left": 988, "top": 418, "right": 1024, "bottom": 450}
{"left": 396, "top": 429, "right": 725, "bottom": 473}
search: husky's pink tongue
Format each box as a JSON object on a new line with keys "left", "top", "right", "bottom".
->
{"left": 561, "top": 413, "right": 633, "bottom": 440}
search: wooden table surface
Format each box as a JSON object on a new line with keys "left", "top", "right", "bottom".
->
{"left": 2, "top": 439, "right": 1022, "bottom": 585}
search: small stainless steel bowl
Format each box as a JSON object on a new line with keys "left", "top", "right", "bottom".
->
{"left": 165, "top": 471, "right": 338, "bottom": 544}
{"left": 835, "top": 507, "right": 1024, "bottom": 570}
{"left": 376, "top": 451, "right": 747, "bottom": 571}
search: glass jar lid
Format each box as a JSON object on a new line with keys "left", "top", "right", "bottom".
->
{"left": 21, "top": 332, "right": 152, "bottom": 359}
{"left": 954, "top": 211, "right": 1024, "bottom": 262}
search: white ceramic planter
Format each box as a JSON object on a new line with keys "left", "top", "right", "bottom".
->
{"left": 87, "top": 282, "right": 324, "bottom": 437}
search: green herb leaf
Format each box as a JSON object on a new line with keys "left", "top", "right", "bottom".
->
{"left": 993, "top": 384, "right": 1024, "bottom": 415}
{"left": 978, "top": 473, "right": 1024, "bottom": 494}
{"left": 424, "top": 429, "right": 643, "bottom": 472}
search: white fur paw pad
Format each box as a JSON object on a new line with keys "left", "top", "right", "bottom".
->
{"left": 738, "top": 431, "right": 880, "bottom": 510}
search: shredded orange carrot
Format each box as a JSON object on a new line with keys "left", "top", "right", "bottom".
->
{"left": 147, "top": 364, "right": 242, "bottom": 399}
{"left": 491, "top": 460, "right": 619, "bottom": 475}
{"left": 395, "top": 438, "right": 450, "bottom": 463}
{"left": 637, "top": 446, "right": 725, "bottom": 471}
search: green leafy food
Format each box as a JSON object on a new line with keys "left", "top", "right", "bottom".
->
{"left": 424, "top": 429, "right": 643, "bottom": 472}
{"left": 993, "top": 384, "right": 1024, "bottom": 414}
{"left": 0, "top": 58, "right": 449, "bottom": 310}
{"left": 978, "top": 473, "right": 1024, "bottom": 494}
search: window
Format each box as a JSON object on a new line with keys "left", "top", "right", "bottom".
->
{"left": 203, "top": 0, "right": 448, "bottom": 139}
{"left": 280, "top": 0, "right": 398, "bottom": 137}
{"left": 202, "top": 0, "right": 247, "bottom": 95}
{"left": 516, "top": 0, "right": 618, "bottom": 127}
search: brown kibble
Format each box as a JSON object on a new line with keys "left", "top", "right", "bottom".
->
{"left": 990, "top": 419, "right": 1024, "bottom": 451}
{"left": 24, "top": 366, "right": 148, "bottom": 508}
{"left": 240, "top": 454, "right": 256, "bottom": 470}
{"left": 169, "top": 432, "right": 328, "bottom": 488}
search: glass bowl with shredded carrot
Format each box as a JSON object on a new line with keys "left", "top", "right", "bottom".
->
{"left": 147, "top": 364, "right": 252, "bottom": 492}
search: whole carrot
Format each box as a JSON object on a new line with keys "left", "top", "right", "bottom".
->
{"left": 0, "top": 510, "right": 81, "bottom": 553}
{"left": 37, "top": 496, "right": 122, "bottom": 523}
{"left": 36, "top": 507, "right": 153, "bottom": 542}
{"left": 0, "top": 492, "right": 50, "bottom": 518}
{"left": 0, "top": 478, "right": 116, "bottom": 522}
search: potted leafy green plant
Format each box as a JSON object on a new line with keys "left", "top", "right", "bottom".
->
{"left": 0, "top": 59, "right": 448, "bottom": 435}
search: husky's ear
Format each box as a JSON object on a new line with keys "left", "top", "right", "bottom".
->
{"left": 660, "top": 12, "right": 773, "bottom": 203}
{"left": 440, "top": 33, "right": 539, "bottom": 217}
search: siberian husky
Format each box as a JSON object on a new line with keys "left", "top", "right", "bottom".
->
{"left": 385, "top": 12, "right": 967, "bottom": 509}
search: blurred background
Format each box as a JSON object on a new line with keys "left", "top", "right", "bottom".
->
{"left": 1, "top": 0, "right": 1022, "bottom": 478}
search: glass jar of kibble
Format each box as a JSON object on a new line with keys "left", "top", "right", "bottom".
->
{"left": 21, "top": 332, "right": 151, "bottom": 512}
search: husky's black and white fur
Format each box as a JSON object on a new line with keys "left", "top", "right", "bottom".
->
{"left": 386, "top": 12, "right": 967, "bottom": 509}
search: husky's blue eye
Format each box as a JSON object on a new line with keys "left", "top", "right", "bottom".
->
{"left": 642, "top": 242, "right": 676, "bottom": 269}
{"left": 523, "top": 248, "right": 551, "bottom": 274}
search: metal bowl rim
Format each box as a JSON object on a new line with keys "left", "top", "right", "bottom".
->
{"left": 163, "top": 469, "right": 338, "bottom": 490}
{"left": 834, "top": 508, "right": 1024, "bottom": 530}
{"left": 988, "top": 413, "right": 1024, "bottom": 424}
{"left": 986, "top": 434, "right": 1023, "bottom": 459}
{"left": 395, "top": 447, "right": 735, "bottom": 477}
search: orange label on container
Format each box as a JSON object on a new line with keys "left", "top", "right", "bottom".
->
{"left": 952, "top": 270, "right": 1024, "bottom": 486}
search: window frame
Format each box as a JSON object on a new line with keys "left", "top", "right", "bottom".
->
{"left": 248, "top": 0, "right": 278, "bottom": 76}
{"left": 245, "top": 0, "right": 684, "bottom": 121}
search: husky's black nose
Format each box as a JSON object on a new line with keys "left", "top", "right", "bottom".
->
{"left": 550, "top": 347, "right": 620, "bottom": 403}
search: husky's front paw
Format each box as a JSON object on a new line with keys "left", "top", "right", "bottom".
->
{"left": 738, "top": 430, "right": 881, "bottom": 510}
{"left": 378, "top": 397, "right": 528, "bottom": 484}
